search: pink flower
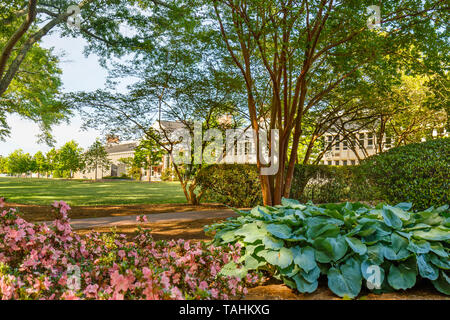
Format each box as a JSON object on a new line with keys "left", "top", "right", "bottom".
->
{"left": 198, "top": 281, "right": 208, "bottom": 291}
{"left": 0, "top": 197, "right": 5, "bottom": 208}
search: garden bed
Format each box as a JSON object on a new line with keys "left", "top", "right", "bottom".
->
{"left": 1, "top": 202, "right": 226, "bottom": 222}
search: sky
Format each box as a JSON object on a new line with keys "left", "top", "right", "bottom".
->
{"left": 0, "top": 32, "right": 108, "bottom": 156}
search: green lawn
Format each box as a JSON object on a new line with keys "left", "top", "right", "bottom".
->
{"left": 0, "top": 178, "right": 187, "bottom": 206}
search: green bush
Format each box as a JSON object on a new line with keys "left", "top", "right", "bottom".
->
{"left": 291, "top": 164, "right": 376, "bottom": 204}
{"left": 197, "top": 164, "right": 375, "bottom": 207}
{"left": 196, "top": 164, "right": 262, "bottom": 207}
{"left": 206, "top": 198, "right": 450, "bottom": 298}
{"left": 360, "top": 138, "right": 450, "bottom": 210}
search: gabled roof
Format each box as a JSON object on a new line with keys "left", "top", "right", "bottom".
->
{"left": 105, "top": 142, "right": 138, "bottom": 154}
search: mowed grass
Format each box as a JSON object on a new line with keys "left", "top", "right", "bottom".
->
{"left": 0, "top": 178, "right": 187, "bottom": 206}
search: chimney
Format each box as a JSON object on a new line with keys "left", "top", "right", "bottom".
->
{"left": 106, "top": 134, "right": 120, "bottom": 145}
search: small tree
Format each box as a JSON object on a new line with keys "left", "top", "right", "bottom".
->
{"left": 33, "top": 151, "right": 48, "bottom": 178}
{"left": 134, "top": 139, "right": 164, "bottom": 182}
{"left": 58, "top": 141, "right": 84, "bottom": 178}
{"left": 83, "top": 139, "right": 111, "bottom": 180}
{"left": 118, "top": 157, "right": 143, "bottom": 181}
{"left": 6, "top": 149, "right": 32, "bottom": 176}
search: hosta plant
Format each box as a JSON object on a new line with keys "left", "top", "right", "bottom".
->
{"left": 205, "top": 198, "right": 450, "bottom": 298}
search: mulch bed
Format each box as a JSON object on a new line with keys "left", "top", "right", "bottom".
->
{"left": 2, "top": 202, "right": 227, "bottom": 222}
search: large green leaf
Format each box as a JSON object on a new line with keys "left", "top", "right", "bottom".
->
{"left": 327, "top": 258, "right": 362, "bottom": 298}
{"left": 417, "top": 254, "right": 439, "bottom": 280}
{"left": 262, "top": 235, "right": 284, "bottom": 249}
{"left": 219, "top": 261, "right": 247, "bottom": 279}
{"left": 292, "top": 274, "right": 318, "bottom": 293}
{"left": 266, "top": 223, "right": 292, "bottom": 239}
{"left": 430, "top": 254, "right": 450, "bottom": 270}
{"left": 257, "top": 247, "right": 293, "bottom": 269}
{"left": 382, "top": 207, "right": 403, "bottom": 229}
{"left": 383, "top": 233, "right": 411, "bottom": 261}
{"left": 234, "top": 222, "right": 267, "bottom": 243}
{"left": 413, "top": 227, "right": 450, "bottom": 241}
{"left": 291, "top": 246, "right": 317, "bottom": 272}
{"left": 313, "top": 236, "right": 348, "bottom": 263}
{"left": 306, "top": 223, "right": 340, "bottom": 239}
{"left": 431, "top": 271, "right": 450, "bottom": 295}
{"left": 387, "top": 259, "right": 417, "bottom": 290}
{"left": 345, "top": 237, "right": 367, "bottom": 255}
{"left": 407, "top": 238, "right": 431, "bottom": 254}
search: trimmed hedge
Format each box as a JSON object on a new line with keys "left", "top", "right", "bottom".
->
{"left": 196, "top": 164, "right": 372, "bottom": 207}
{"left": 360, "top": 138, "right": 449, "bottom": 210}
{"left": 197, "top": 138, "right": 449, "bottom": 209}
{"left": 196, "top": 164, "right": 262, "bottom": 207}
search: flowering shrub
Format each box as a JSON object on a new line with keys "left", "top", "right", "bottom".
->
{"left": 0, "top": 199, "right": 261, "bottom": 300}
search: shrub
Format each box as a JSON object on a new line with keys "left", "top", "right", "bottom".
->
{"left": 196, "top": 164, "right": 262, "bottom": 207}
{"left": 0, "top": 199, "right": 261, "bottom": 300}
{"left": 291, "top": 164, "right": 376, "bottom": 204}
{"left": 197, "top": 164, "right": 376, "bottom": 207}
{"left": 206, "top": 198, "right": 450, "bottom": 298}
{"left": 360, "top": 138, "right": 450, "bottom": 210}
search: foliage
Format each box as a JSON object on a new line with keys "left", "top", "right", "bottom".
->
{"left": 161, "top": 168, "right": 178, "bottom": 182}
{"left": 196, "top": 164, "right": 376, "bottom": 207}
{"left": 55, "top": 140, "right": 85, "bottom": 178}
{"left": 4, "top": 149, "right": 33, "bottom": 175}
{"left": 196, "top": 164, "right": 262, "bottom": 207}
{"left": 118, "top": 157, "right": 142, "bottom": 181}
{"left": 83, "top": 139, "right": 111, "bottom": 180}
{"left": 133, "top": 139, "right": 164, "bottom": 182}
{"left": 360, "top": 138, "right": 449, "bottom": 210}
{"left": 206, "top": 198, "right": 450, "bottom": 298}
{"left": 209, "top": 0, "right": 448, "bottom": 205}
{"left": 0, "top": 200, "right": 261, "bottom": 299}
{"left": 290, "top": 164, "right": 377, "bottom": 204}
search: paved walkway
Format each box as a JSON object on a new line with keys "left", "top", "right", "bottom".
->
{"left": 51, "top": 209, "right": 237, "bottom": 230}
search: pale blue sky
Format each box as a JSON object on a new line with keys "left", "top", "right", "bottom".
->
{"left": 0, "top": 33, "right": 109, "bottom": 156}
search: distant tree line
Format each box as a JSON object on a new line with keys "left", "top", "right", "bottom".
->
{"left": 0, "top": 139, "right": 110, "bottom": 180}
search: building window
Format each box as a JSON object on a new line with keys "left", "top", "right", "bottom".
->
{"left": 244, "top": 141, "right": 251, "bottom": 155}
{"left": 385, "top": 135, "right": 392, "bottom": 148}
{"left": 367, "top": 133, "right": 373, "bottom": 148}
{"left": 359, "top": 133, "right": 365, "bottom": 148}
{"left": 334, "top": 136, "right": 340, "bottom": 150}
{"left": 343, "top": 160, "right": 347, "bottom": 166}
{"left": 335, "top": 160, "right": 340, "bottom": 165}
{"left": 327, "top": 161, "right": 332, "bottom": 165}
{"left": 327, "top": 135, "right": 333, "bottom": 149}
{"left": 351, "top": 160, "right": 356, "bottom": 165}
{"left": 234, "top": 142, "right": 238, "bottom": 155}
{"left": 343, "top": 141, "right": 348, "bottom": 150}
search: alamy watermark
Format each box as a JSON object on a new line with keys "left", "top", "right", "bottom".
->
{"left": 170, "top": 121, "right": 279, "bottom": 175}
{"left": 365, "top": 264, "right": 382, "bottom": 290}
{"left": 67, "top": 264, "right": 81, "bottom": 291}
{"left": 66, "top": 5, "right": 81, "bottom": 30}
{"left": 367, "top": 5, "right": 381, "bottom": 30}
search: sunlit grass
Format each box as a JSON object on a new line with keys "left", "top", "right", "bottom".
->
{"left": 0, "top": 178, "right": 186, "bottom": 206}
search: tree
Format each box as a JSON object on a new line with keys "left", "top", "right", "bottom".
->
{"left": 6, "top": 149, "right": 33, "bottom": 176}
{"left": 118, "top": 157, "right": 142, "bottom": 180}
{"left": 83, "top": 138, "right": 111, "bottom": 180}
{"left": 133, "top": 139, "right": 164, "bottom": 182}
{"left": 45, "top": 148, "right": 59, "bottom": 178}
{"left": 0, "top": 155, "right": 7, "bottom": 174}
{"left": 58, "top": 140, "right": 84, "bottom": 178}
{"left": 67, "top": 0, "right": 247, "bottom": 204}
{"left": 210, "top": 0, "right": 448, "bottom": 205}
{"left": 1, "top": 0, "right": 173, "bottom": 142}
{"left": 33, "top": 151, "right": 49, "bottom": 178}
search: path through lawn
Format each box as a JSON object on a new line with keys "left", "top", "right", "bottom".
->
{"left": 0, "top": 177, "right": 186, "bottom": 206}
